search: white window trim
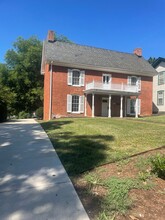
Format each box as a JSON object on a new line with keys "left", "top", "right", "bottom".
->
{"left": 67, "top": 69, "right": 85, "bottom": 87}
{"left": 127, "top": 76, "right": 141, "bottom": 91}
{"left": 157, "top": 90, "right": 164, "bottom": 106}
{"left": 158, "top": 72, "right": 165, "bottom": 85}
{"left": 72, "top": 69, "right": 81, "bottom": 87}
{"left": 67, "top": 94, "right": 84, "bottom": 113}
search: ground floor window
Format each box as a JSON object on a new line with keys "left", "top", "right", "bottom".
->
{"left": 127, "top": 98, "right": 141, "bottom": 115}
{"left": 67, "top": 94, "right": 84, "bottom": 113}
{"left": 157, "top": 91, "right": 164, "bottom": 105}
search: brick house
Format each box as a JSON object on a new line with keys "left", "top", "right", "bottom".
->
{"left": 152, "top": 57, "right": 165, "bottom": 114}
{"left": 41, "top": 31, "right": 156, "bottom": 120}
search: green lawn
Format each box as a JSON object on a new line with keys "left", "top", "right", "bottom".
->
{"left": 40, "top": 116, "right": 165, "bottom": 176}
{"left": 138, "top": 115, "right": 165, "bottom": 123}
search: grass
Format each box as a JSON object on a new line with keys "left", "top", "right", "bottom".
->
{"left": 41, "top": 116, "right": 165, "bottom": 176}
{"left": 138, "top": 115, "right": 165, "bottom": 123}
{"left": 40, "top": 116, "right": 165, "bottom": 219}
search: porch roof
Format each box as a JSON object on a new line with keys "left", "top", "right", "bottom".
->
{"left": 84, "top": 89, "right": 139, "bottom": 96}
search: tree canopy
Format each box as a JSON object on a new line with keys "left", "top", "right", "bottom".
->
{"left": 0, "top": 36, "right": 43, "bottom": 116}
{"left": 0, "top": 33, "right": 72, "bottom": 118}
{"left": 148, "top": 57, "right": 156, "bottom": 65}
{"left": 56, "top": 34, "right": 73, "bottom": 43}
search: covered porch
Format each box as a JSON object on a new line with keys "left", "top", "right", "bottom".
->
{"left": 84, "top": 81, "right": 140, "bottom": 118}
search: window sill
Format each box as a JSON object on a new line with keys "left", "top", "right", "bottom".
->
{"left": 71, "top": 111, "right": 83, "bottom": 114}
{"left": 69, "top": 85, "right": 84, "bottom": 87}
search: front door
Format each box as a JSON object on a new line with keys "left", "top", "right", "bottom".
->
{"left": 102, "top": 98, "right": 108, "bottom": 117}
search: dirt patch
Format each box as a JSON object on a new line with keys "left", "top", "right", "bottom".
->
{"left": 72, "top": 148, "right": 165, "bottom": 220}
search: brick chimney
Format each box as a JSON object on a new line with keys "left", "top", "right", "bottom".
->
{"left": 47, "top": 30, "right": 55, "bottom": 42}
{"left": 133, "top": 48, "right": 142, "bottom": 57}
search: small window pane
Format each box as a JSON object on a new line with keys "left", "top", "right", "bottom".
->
{"left": 72, "top": 95, "right": 79, "bottom": 112}
{"left": 103, "top": 75, "right": 106, "bottom": 83}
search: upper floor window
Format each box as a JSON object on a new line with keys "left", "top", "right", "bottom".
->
{"left": 68, "top": 69, "right": 85, "bottom": 86}
{"left": 102, "top": 74, "right": 111, "bottom": 84}
{"left": 158, "top": 71, "right": 165, "bottom": 85}
{"left": 157, "top": 90, "right": 164, "bottom": 106}
{"left": 72, "top": 70, "right": 80, "bottom": 85}
{"left": 128, "top": 76, "right": 141, "bottom": 91}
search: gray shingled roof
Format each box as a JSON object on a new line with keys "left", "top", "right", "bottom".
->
{"left": 43, "top": 40, "right": 156, "bottom": 76}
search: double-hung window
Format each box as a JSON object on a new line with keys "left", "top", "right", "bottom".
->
{"left": 157, "top": 91, "right": 164, "bottom": 106}
{"left": 72, "top": 95, "right": 79, "bottom": 112}
{"left": 72, "top": 70, "right": 80, "bottom": 85}
{"left": 158, "top": 72, "right": 165, "bottom": 85}
{"left": 128, "top": 76, "right": 141, "bottom": 91}
{"left": 68, "top": 69, "right": 85, "bottom": 86}
{"left": 67, "top": 95, "right": 84, "bottom": 113}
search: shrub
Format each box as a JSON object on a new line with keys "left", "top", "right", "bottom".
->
{"left": 18, "top": 111, "right": 30, "bottom": 119}
{"left": 0, "top": 101, "right": 7, "bottom": 122}
{"left": 150, "top": 154, "right": 165, "bottom": 179}
{"left": 36, "top": 107, "right": 43, "bottom": 119}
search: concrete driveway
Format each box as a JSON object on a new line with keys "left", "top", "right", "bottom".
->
{"left": 0, "top": 119, "right": 89, "bottom": 220}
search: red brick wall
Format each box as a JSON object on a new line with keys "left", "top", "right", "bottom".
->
{"left": 43, "top": 65, "right": 153, "bottom": 119}
{"left": 51, "top": 66, "right": 84, "bottom": 117}
{"left": 139, "top": 76, "right": 153, "bottom": 116}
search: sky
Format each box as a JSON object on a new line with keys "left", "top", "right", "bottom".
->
{"left": 0, "top": 0, "right": 165, "bottom": 63}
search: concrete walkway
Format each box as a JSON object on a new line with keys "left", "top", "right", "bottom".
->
{"left": 0, "top": 119, "right": 89, "bottom": 220}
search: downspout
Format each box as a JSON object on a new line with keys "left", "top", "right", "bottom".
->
{"left": 49, "top": 61, "right": 53, "bottom": 120}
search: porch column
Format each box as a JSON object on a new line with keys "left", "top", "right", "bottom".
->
{"left": 135, "top": 96, "right": 138, "bottom": 118}
{"left": 92, "top": 93, "right": 95, "bottom": 117}
{"left": 108, "top": 94, "right": 111, "bottom": 117}
{"left": 85, "top": 94, "right": 87, "bottom": 116}
{"left": 120, "top": 95, "right": 123, "bottom": 118}
{"left": 124, "top": 96, "right": 127, "bottom": 117}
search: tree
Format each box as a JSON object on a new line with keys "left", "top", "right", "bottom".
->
{"left": 0, "top": 63, "right": 16, "bottom": 119}
{"left": 5, "top": 36, "right": 43, "bottom": 115}
{"left": 56, "top": 34, "right": 73, "bottom": 43}
{"left": 2, "top": 33, "right": 71, "bottom": 117}
{"left": 148, "top": 57, "right": 156, "bottom": 65}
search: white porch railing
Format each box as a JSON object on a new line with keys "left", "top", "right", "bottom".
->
{"left": 85, "top": 81, "right": 139, "bottom": 93}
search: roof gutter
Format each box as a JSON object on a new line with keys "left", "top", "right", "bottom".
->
{"left": 49, "top": 61, "right": 53, "bottom": 120}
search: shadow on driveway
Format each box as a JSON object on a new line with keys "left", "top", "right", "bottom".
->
{"left": 0, "top": 119, "right": 89, "bottom": 220}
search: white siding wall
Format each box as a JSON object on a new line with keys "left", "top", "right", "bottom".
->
{"left": 153, "top": 61, "right": 165, "bottom": 112}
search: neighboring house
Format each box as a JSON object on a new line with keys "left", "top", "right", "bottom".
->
{"left": 152, "top": 57, "right": 165, "bottom": 114}
{"left": 41, "top": 30, "right": 156, "bottom": 120}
